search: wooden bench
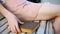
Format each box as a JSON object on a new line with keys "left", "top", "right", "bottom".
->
{"left": 0, "top": 14, "right": 54, "bottom": 34}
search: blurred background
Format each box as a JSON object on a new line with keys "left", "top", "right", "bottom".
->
{"left": 27, "top": 0, "right": 60, "bottom": 5}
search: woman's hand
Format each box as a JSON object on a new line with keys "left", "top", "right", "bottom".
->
{"left": 0, "top": 3, "right": 24, "bottom": 33}
{"left": 7, "top": 14, "right": 24, "bottom": 33}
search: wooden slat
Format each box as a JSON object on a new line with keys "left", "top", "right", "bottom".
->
{"left": 0, "top": 17, "right": 5, "bottom": 21}
{"left": 46, "top": 20, "right": 54, "bottom": 34}
{"left": 0, "top": 19, "right": 7, "bottom": 27}
{"left": 0, "top": 14, "right": 4, "bottom": 19}
{"left": 36, "top": 21, "right": 46, "bottom": 34}
{"left": 0, "top": 23, "right": 8, "bottom": 33}
{"left": 1, "top": 26, "right": 9, "bottom": 34}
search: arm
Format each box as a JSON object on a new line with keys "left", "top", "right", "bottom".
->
{"left": 0, "top": 3, "right": 15, "bottom": 20}
{"left": 0, "top": 3, "right": 21, "bottom": 33}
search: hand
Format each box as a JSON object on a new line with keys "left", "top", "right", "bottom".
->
{"left": 0, "top": 3, "right": 24, "bottom": 33}
{"left": 7, "top": 15, "right": 24, "bottom": 33}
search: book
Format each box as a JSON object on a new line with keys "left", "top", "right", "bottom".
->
{"left": 18, "top": 21, "right": 40, "bottom": 33}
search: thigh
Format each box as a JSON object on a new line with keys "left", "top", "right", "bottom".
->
{"left": 35, "top": 4, "right": 60, "bottom": 20}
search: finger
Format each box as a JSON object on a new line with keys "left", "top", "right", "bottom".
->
{"left": 15, "top": 24, "right": 20, "bottom": 32}
{"left": 8, "top": 26, "right": 11, "bottom": 31}
{"left": 10, "top": 26, "right": 17, "bottom": 33}
{"left": 18, "top": 20, "right": 24, "bottom": 24}
{"left": 16, "top": 18, "right": 24, "bottom": 24}
{"left": 10, "top": 27, "right": 13, "bottom": 32}
{"left": 10, "top": 26, "right": 15, "bottom": 33}
{"left": 19, "top": 21, "right": 24, "bottom": 24}
{"left": 12, "top": 26, "right": 17, "bottom": 33}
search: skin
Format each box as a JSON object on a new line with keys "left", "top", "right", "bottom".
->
{"left": 0, "top": 3, "right": 23, "bottom": 33}
{"left": 0, "top": 0, "right": 60, "bottom": 34}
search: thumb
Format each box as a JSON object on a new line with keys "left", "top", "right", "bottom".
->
{"left": 18, "top": 20, "right": 24, "bottom": 24}
{"left": 17, "top": 18, "right": 24, "bottom": 24}
{"left": 15, "top": 16, "right": 24, "bottom": 24}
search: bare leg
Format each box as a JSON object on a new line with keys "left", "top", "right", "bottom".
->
{"left": 53, "top": 16, "right": 60, "bottom": 34}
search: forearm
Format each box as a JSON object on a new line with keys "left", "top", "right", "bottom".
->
{"left": 0, "top": 3, "right": 15, "bottom": 20}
